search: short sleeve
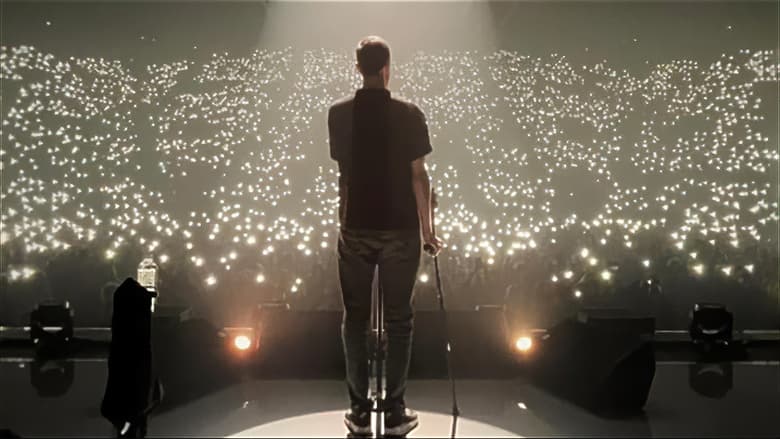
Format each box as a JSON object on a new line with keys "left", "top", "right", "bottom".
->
{"left": 409, "top": 105, "right": 432, "bottom": 162}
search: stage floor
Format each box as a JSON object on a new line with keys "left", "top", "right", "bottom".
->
{"left": 1, "top": 360, "right": 778, "bottom": 437}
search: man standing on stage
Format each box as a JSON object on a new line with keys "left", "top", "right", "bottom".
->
{"left": 328, "top": 36, "right": 443, "bottom": 436}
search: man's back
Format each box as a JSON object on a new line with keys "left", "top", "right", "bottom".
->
{"left": 328, "top": 88, "right": 432, "bottom": 231}
{"left": 336, "top": 37, "right": 437, "bottom": 437}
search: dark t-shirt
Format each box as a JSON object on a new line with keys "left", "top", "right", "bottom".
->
{"left": 328, "top": 88, "right": 432, "bottom": 231}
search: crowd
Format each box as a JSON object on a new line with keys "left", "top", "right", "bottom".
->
{"left": 1, "top": 45, "right": 778, "bottom": 329}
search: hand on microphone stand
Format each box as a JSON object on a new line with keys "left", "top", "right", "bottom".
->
{"left": 423, "top": 189, "right": 445, "bottom": 257}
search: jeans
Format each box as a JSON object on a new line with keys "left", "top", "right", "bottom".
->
{"left": 337, "top": 227, "right": 421, "bottom": 412}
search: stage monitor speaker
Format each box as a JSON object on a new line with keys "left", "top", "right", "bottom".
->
{"left": 410, "top": 305, "right": 515, "bottom": 379}
{"left": 251, "top": 305, "right": 345, "bottom": 378}
{"left": 247, "top": 305, "right": 514, "bottom": 379}
{"left": 530, "top": 308, "right": 656, "bottom": 414}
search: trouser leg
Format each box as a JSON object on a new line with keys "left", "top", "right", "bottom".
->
{"left": 379, "top": 231, "right": 421, "bottom": 410}
{"left": 338, "top": 229, "right": 377, "bottom": 410}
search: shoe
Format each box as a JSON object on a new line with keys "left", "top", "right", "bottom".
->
{"left": 384, "top": 405, "right": 419, "bottom": 436}
{"left": 344, "top": 406, "right": 371, "bottom": 436}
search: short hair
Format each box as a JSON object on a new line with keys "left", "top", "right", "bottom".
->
{"left": 356, "top": 36, "right": 390, "bottom": 77}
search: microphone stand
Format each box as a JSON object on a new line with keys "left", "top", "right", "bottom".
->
{"left": 423, "top": 188, "right": 460, "bottom": 439}
{"left": 373, "top": 267, "right": 385, "bottom": 437}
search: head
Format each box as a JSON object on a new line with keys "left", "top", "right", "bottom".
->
{"left": 355, "top": 36, "right": 391, "bottom": 87}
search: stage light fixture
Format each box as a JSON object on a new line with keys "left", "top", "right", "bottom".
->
{"left": 515, "top": 336, "right": 533, "bottom": 352}
{"left": 688, "top": 303, "right": 733, "bottom": 347}
{"left": 29, "top": 300, "right": 74, "bottom": 346}
{"left": 234, "top": 334, "right": 252, "bottom": 351}
{"left": 221, "top": 327, "right": 258, "bottom": 358}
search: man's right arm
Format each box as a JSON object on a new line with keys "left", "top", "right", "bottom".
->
{"left": 408, "top": 104, "right": 443, "bottom": 255}
{"left": 411, "top": 157, "right": 433, "bottom": 239}
{"left": 412, "top": 158, "right": 443, "bottom": 255}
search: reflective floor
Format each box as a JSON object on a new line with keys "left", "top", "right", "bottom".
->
{"left": 1, "top": 359, "right": 779, "bottom": 437}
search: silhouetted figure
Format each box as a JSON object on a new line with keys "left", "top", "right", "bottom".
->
{"left": 101, "top": 277, "right": 163, "bottom": 438}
